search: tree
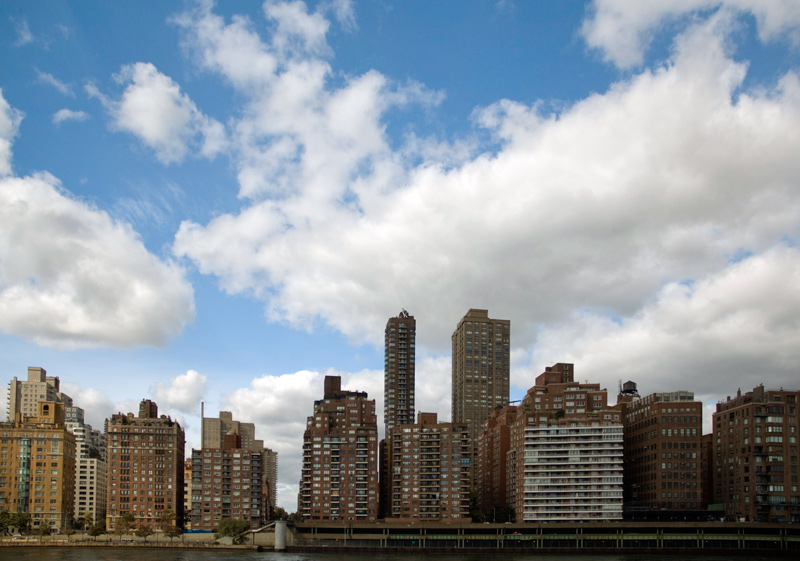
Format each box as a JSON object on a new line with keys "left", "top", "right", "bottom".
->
{"left": 63, "top": 528, "right": 76, "bottom": 541}
{"left": 38, "top": 519, "right": 52, "bottom": 541}
{"left": 88, "top": 524, "right": 105, "bottom": 541}
{"left": 272, "top": 507, "right": 289, "bottom": 520}
{"left": 164, "top": 525, "right": 182, "bottom": 542}
{"left": 159, "top": 510, "right": 182, "bottom": 542}
{"left": 11, "top": 512, "right": 31, "bottom": 534}
{"left": 135, "top": 524, "right": 154, "bottom": 542}
{"left": 215, "top": 518, "right": 251, "bottom": 545}
{"left": 0, "top": 510, "right": 11, "bottom": 535}
{"left": 115, "top": 512, "right": 135, "bottom": 541}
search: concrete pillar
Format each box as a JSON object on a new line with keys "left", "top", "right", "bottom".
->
{"left": 275, "top": 520, "right": 287, "bottom": 551}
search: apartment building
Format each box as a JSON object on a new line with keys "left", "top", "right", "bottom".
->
{"left": 298, "top": 376, "right": 378, "bottom": 521}
{"left": 7, "top": 367, "right": 73, "bottom": 420}
{"left": 0, "top": 401, "right": 76, "bottom": 531}
{"left": 389, "top": 413, "right": 471, "bottom": 520}
{"left": 476, "top": 404, "right": 517, "bottom": 520}
{"left": 451, "top": 309, "right": 510, "bottom": 485}
{"left": 66, "top": 408, "right": 107, "bottom": 526}
{"left": 105, "top": 400, "right": 185, "bottom": 530}
{"left": 191, "top": 432, "right": 267, "bottom": 530}
{"left": 510, "top": 363, "right": 623, "bottom": 522}
{"left": 384, "top": 310, "right": 416, "bottom": 434}
{"left": 713, "top": 385, "right": 799, "bottom": 522}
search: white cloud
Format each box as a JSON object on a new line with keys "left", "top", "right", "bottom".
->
{"left": 0, "top": 168, "right": 196, "bottom": 348}
{"left": 527, "top": 245, "right": 800, "bottom": 398}
{"left": 173, "top": 9, "right": 800, "bottom": 368}
{"left": 582, "top": 0, "right": 800, "bottom": 69}
{"left": 37, "top": 70, "right": 73, "bottom": 96}
{"left": 52, "top": 108, "right": 89, "bottom": 125}
{"left": 61, "top": 382, "right": 123, "bottom": 430}
{"left": 90, "top": 62, "right": 226, "bottom": 164}
{"left": 12, "top": 17, "right": 33, "bottom": 46}
{"left": 152, "top": 370, "right": 208, "bottom": 414}
{"left": 0, "top": 89, "right": 23, "bottom": 177}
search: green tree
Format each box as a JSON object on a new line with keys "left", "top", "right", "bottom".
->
{"left": 272, "top": 506, "right": 289, "bottom": 520}
{"left": 135, "top": 524, "right": 154, "bottom": 542}
{"left": 0, "top": 510, "right": 11, "bottom": 535}
{"left": 115, "top": 512, "right": 135, "bottom": 541}
{"left": 88, "top": 524, "right": 105, "bottom": 541}
{"left": 159, "top": 510, "right": 182, "bottom": 541}
{"left": 215, "top": 518, "right": 251, "bottom": 545}
{"left": 63, "top": 528, "right": 76, "bottom": 541}
{"left": 12, "top": 512, "right": 31, "bottom": 534}
{"left": 38, "top": 519, "right": 52, "bottom": 541}
{"left": 164, "top": 524, "right": 182, "bottom": 542}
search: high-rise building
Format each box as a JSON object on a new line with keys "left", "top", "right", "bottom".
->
{"left": 509, "top": 363, "right": 623, "bottom": 522}
{"left": 384, "top": 310, "right": 416, "bottom": 435}
{"left": 389, "top": 412, "right": 471, "bottom": 520}
{"left": 618, "top": 384, "right": 704, "bottom": 517}
{"left": 183, "top": 458, "right": 193, "bottom": 529}
{"left": 201, "top": 409, "right": 278, "bottom": 518}
{"left": 105, "top": 400, "right": 185, "bottom": 530}
{"left": 476, "top": 404, "right": 517, "bottom": 520}
{"left": 66, "top": 408, "right": 107, "bottom": 527}
{"left": 7, "top": 366, "right": 73, "bottom": 421}
{"left": 191, "top": 432, "right": 267, "bottom": 531}
{"left": 298, "top": 376, "right": 378, "bottom": 521}
{"left": 0, "top": 401, "right": 76, "bottom": 532}
{"left": 451, "top": 309, "right": 510, "bottom": 484}
{"left": 713, "top": 385, "right": 799, "bottom": 522}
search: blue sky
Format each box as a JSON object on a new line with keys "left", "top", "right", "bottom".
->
{"left": 2, "top": 1, "right": 800, "bottom": 510}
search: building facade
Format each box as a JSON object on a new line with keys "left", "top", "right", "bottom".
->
{"left": 713, "top": 385, "right": 799, "bottom": 522}
{"left": 105, "top": 400, "right": 185, "bottom": 530}
{"left": 7, "top": 366, "right": 73, "bottom": 421}
{"left": 389, "top": 413, "right": 471, "bottom": 520}
{"left": 0, "top": 401, "right": 76, "bottom": 531}
{"left": 618, "top": 385, "right": 704, "bottom": 517}
{"left": 451, "top": 309, "right": 510, "bottom": 485}
{"left": 67, "top": 411, "right": 107, "bottom": 527}
{"left": 384, "top": 310, "right": 416, "bottom": 435}
{"left": 201, "top": 410, "right": 277, "bottom": 519}
{"left": 191, "top": 432, "right": 267, "bottom": 531}
{"left": 510, "top": 363, "right": 623, "bottom": 522}
{"left": 298, "top": 376, "right": 378, "bottom": 521}
{"left": 476, "top": 404, "right": 517, "bottom": 520}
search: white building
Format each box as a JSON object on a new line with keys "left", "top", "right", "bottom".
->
{"left": 67, "top": 409, "right": 107, "bottom": 526}
{"left": 521, "top": 424, "right": 623, "bottom": 521}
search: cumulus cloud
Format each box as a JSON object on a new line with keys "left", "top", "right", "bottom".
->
{"left": 0, "top": 89, "right": 23, "bottom": 177}
{"left": 88, "top": 62, "right": 226, "bottom": 164}
{"left": 61, "top": 382, "right": 123, "bottom": 429}
{"left": 52, "top": 108, "right": 89, "bottom": 124}
{"left": 174, "top": 7, "right": 800, "bottom": 366}
{"left": 152, "top": 369, "right": 208, "bottom": 414}
{"left": 582, "top": 0, "right": 800, "bottom": 69}
{"left": 0, "top": 93, "right": 196, "bottom": 348}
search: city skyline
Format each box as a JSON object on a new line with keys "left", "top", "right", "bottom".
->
{"left": 2, "top": 1, "right": 800, "bottom": 511}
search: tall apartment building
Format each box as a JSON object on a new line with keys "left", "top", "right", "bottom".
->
{"left": 384, "top": 310, "right": 416, "bottom": 435}
{"left": 0, "top": 401, "right": 76, "bottom": 532}
{"left": 713, "top": 385, "right": 799, "bottom": 523}
{"left": 201, "top": 410, "right": 277, "bottom": 518}
{"left": 66, "top": 408, "right": 107, "bottom": 526}
{"left": 510, "top": 363, "right": 623, "bottom": 522}
{"left": 191, "top": 432, "right": 267, "bottom": 530}
{"left": 451, "top": 309, "right": 510, "bottom": 485}
{"left": 389, "top": 413, "right": 471, "bottom": 520}
{"left": 183, "top": 458, "right": 193, "bottom": 529}
{"left": 476, "top": 404, "right": 517, "bottom": 520}
{"left": 618, "top": 383, "right": 704, "bottom": 518}
{"left": 298, "top": 376, "right": 378, "bottom": 521}
{"left": 106, "top": 400, "right": 185, "bottom": 530}
{"left": 7, "top": 366, "right": 73, "bottom": 420}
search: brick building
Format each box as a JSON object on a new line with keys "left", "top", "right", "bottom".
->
{"left": 618, "top": 384, "right": 704, "bottom": 518}
{"left": 105, "top": 400, "right": 185, "bottom": 530}
{"left": 298, "top": 376, "right": 378, "bottom": 521}
{"left": 476, "top": 404, "right": 517, "bottom": 520}
{"left": 510, "top": 363, "right": 623, "bottom": 522}
{"left": 713, "top": 385, "right": 799, "bottom": 522}
{"left": 389, "top": 413, "right": 471, "bottom": 520}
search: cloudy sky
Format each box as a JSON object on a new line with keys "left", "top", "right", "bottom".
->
{"left": 2, "top": 0, "right": 800, "bottom": 510}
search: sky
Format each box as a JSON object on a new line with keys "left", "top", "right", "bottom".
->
{"left": 1, "top": 0, "right": 800, "bottom": 511}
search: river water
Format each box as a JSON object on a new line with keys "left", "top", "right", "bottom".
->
{"left": 0, "top": 550, "right": 793, "bottom": 561}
